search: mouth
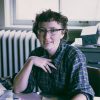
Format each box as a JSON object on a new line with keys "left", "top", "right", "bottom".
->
{"left": 45, "top": 41, "right": 53, "bottom": 45}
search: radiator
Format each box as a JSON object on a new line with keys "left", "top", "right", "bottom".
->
{"left": 0, "top": 30, "right": 40, "bottom": 77}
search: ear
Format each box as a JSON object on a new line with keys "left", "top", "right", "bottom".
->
{"left": 60, "top": 30, "right": 65, "bottom": 39}
{"left": 60, "top": 33, "right": 64, "bottom": 39}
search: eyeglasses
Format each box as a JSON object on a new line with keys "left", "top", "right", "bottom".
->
{"left": 37, "top": 28, "right": 66, "bottom": 36}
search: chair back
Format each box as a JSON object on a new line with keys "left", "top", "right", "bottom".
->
{"left": 87, "top": 67, "right": 100, "bottom": 96}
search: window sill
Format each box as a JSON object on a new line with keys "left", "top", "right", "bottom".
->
{"left": 68, "top": 26, "right": 84, "bottom": 30}
{"left": 3, "top": 25, "right": 84, "bottom": 31}
{"left": 4, "top": 25, "right": 32, "bottom": 30}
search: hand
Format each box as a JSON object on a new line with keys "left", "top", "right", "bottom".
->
{"left": 29, "top": 56, "right": 56, "bottom": 73}
{"left": 71, "top": 94, "right": 87, "bottom": 100}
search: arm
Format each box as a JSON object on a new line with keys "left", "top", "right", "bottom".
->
{"left": 68, "top": 47, "right": 94, "bottom": 100}
{"left": 13, "top": 56, "right": 56, "bottom": 93}
{"left": 71, "top": 93, "right": 87, "bottom": 100}
{"left": 13, "top": 57, "right": 34, "bottom": 93}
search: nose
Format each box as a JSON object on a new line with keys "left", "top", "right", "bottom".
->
{"left": 45, "top": 32, "right": 51, "bottom": 40}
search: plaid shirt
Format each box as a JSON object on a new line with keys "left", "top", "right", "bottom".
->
{"left": 24, "top": 39, "right": 94, "bottom": 99}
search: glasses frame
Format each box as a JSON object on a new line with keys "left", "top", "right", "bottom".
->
{"left": 37, "top": 28, "right": 67, "bottom": 36}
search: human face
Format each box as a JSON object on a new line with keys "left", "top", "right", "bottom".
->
{"left": 37, "top": 21, "right": 64, "bottom": 52}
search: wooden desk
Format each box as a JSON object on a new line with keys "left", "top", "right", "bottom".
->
{"left": 0, "top": 90, "right": 100, "bottom": 100}
{"left": 0, "top": 90, "right": 41, "bottom": 100}
{"left": 16, "top": 93, "right": 42, "bottom": 100}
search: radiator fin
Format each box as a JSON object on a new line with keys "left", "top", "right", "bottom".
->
{"left": 0, "top": 30, "right": 39, "bottom": 77}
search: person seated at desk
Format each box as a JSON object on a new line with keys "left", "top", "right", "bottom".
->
{"left": 13, "top": 9, "right": 94, "bottom": 100}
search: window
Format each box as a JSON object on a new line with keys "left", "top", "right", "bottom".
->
{"left": 5, "top": 0, "right": 100, "bottom": 26}
{"left": 61, "top": 0, "right": 100, "bottom": 26}
{"left": 13, "top": 0, "right": 59, "bottom": 25}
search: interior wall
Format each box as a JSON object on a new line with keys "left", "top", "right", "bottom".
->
{"left": 0, "top": 0, "right": 82, "bottom": 42}
{"left": 0, "top": 0, "right": 5, "bottom": 29}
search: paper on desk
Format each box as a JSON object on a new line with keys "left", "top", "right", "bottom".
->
{"left": 81, "top": 26, "right": 97, "bottom": 36}
{"left": 0, "top": 83, "right": 6, "bottom": 96}
{"left": 71, "top": 38, "right": 82, "bottom": 46}
{"left": 94, "top": 97, "right": 100, "bottom": 100}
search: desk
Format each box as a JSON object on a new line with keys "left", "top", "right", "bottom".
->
{"left": 78, "top": 46, "right": 100, "bottom": 68}
{"left": 0, "top": 90, "right": 100, "bottom": 100}
{"left": 0, "top": 90, "right": 41, "bottom": 100}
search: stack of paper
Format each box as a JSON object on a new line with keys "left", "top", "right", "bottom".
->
{"left": 81, "top": 26, "right": 98, "bottom": 36}
{"left": 0, "top": 83, "right": 6, "bottom": 96}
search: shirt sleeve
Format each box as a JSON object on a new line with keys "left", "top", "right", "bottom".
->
{"left": 68, "top": 47, "right": 94, "bottom": 99}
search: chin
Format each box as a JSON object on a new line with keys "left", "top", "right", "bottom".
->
{"left": 44, "top": 45, "right": 54, "bottom": 51}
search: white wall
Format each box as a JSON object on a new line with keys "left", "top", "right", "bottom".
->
{"left": 0, "top": 0, "right": 5, "bottom": 29}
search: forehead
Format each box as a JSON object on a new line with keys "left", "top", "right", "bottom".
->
{"left": 38, "top": 21, "right": 62, "bottom": 29}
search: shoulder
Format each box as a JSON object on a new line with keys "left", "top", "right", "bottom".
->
{"left": 67, "top": 45, "right": 83, "bottom": 55}
{"left": 60, "top": 39, "right": 81, "bottom": 55}
{"left": 61, "top": 39, "right": 81, "bottom": 52}
{"left": 63, "top": 43, "right": 85, "bottom": 60}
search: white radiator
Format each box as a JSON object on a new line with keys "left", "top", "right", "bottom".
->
{"left": 0, "top": 30, "right": 40, "bottom": 77}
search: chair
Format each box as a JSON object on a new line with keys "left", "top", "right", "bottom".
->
{"left": 87, "top": 66, "right": 100, "bottom": 97}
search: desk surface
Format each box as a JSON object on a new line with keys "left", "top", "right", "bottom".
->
{"left": 0, "top": 90, "right": 100, "bottom": 100}
{"left": 0, "top": 90, "right": 41, "bottom": 100}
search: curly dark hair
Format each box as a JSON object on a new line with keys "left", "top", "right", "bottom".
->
{"left": 32, "top": 9, "right": 68, "bottom": 38}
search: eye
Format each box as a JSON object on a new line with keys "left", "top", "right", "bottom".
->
{"left": 50, "top": 29, "right": 57, "bottom": 33}
{"left": 39, "top": 29, "right": 46, "bottom": 33}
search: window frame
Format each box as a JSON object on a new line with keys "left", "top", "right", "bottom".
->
{"left": 12, "top": 0, "right": 33, "bottom": 25}
{"left": 7, "top": 0, "right": 100, "bottom": 26}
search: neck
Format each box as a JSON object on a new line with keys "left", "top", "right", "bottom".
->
{"left": 48, "top": 49, "right": 57, "bottom": 57}
{"left": 47, "top": 44, "right": 59, "bottom": 57}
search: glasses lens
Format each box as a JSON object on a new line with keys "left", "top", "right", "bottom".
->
{"left": 38, "top": 29, "right": 45, "bottom": 33}
{"left": 38, "top": 28, "right": 66, "bottom": 36}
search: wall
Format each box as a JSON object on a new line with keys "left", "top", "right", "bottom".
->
{"left": 0, "top": 0, "right": 5, "bottom": 29}
{"left": 0, "top": 0, "right": 82, "bottom": 42}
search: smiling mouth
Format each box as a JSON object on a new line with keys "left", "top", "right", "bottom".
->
{"left": 45, "top": 42, "right": 53, "bottom": 44}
